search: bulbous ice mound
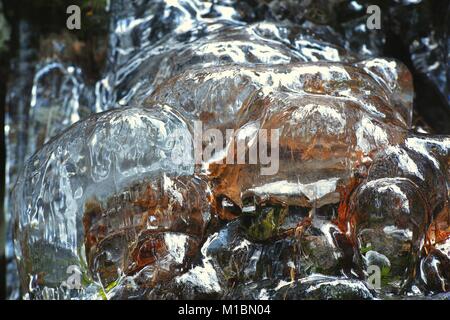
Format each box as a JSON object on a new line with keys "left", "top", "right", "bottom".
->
{"left": 13, "top": 11, "right": 450, "bottom": 299}
{"left": 108, "top": 20, "right": 355, "bottom": 107}
{"left": 13, "top": 105, "right": 203, "bottom": 299}
{"left": 148, "top": 57, "right": 413, "bottom": 132}
{"left": 205, "top": 60, "right": 413, "bottom": 212}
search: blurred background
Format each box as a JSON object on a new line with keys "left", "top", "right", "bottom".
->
{"left": 0, "top": 0, "right": 449, "bottom": 300}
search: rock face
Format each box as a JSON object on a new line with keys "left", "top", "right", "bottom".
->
{"left": 10, "top": 0, "right": 450, "bottom": 300}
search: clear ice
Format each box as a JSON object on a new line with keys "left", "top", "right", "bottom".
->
{"left": 6, "top": 0, "right": 450, "bottom": 299}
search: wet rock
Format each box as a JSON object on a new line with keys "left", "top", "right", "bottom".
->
{"left": 205, "top": 220, "right": 300, "bottom": 286}
{"left": 0, "top": 1, "right": 10, "bottom": 53}
{"left": 420, "top": 246, "right": 450, "bottom": 293}
{"left": 233, "top": 275, "right": 374, "bottom": 300}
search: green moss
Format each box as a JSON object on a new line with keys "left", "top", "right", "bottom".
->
{"left": 245, "top": 206, "right": 287, "bottom": 242}
{"left": 247, "top": 209, "right": 276, "bottom": 240}
{"left": 360, "top": 245, "right": 373, "bottom": 255}
{"left": 98, "top": 279, "right": 119, "bottom": 300}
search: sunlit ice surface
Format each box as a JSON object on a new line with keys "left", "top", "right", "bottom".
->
{"left": 4, "top": 0, "right": 450, "bottom": 300}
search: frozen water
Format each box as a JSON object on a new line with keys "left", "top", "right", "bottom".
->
{"left": 13, "top": 104, "right": 198, "bottom": 298}
{"left": 6, "top": 0, "right": 450, "bottom": 300}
